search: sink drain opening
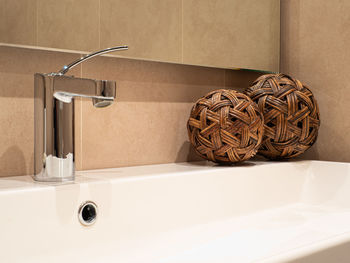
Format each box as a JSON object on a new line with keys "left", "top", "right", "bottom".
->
{"left": 78, "top": 201, "right": 98, "bottom": 226}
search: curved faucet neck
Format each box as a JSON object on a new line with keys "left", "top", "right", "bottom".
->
{"left": 56, "top": 45, "right": 128, "bottom": 76}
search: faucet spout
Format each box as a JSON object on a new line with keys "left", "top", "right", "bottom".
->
{"left": 50, "top": 74, "right": 116, "bottom": 105}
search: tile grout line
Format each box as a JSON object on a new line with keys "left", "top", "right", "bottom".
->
{"left": 36, "top": 0, "right": 38, "bottom": 45}
{"left": 181, "top": 0, "right": 183, "bottom": 63}
{"left": 99, "top": 0, "right": 101, "bottom": 49}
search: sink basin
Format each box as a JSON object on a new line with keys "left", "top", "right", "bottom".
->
{"left": 0, "top": 160, "right": 350, "bottom": 262}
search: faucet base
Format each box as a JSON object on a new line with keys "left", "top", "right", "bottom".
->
{"left": 33, "top": 176, "right": 75, "bottom": 183}
{"left": 33, "top": 154, "right": 75, "bottom": 182}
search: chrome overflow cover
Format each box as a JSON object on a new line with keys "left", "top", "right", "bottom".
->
{"left": 78, "top": 201, "right": 98, "bottom": 226}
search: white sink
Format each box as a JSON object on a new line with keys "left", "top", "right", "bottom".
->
{"left": 0, "top": 160, "right": 350, "bottom": 262}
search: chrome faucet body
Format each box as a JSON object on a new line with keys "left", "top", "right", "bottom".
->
{"left": 34, "top": 46, "right": 127, "bottom": 182}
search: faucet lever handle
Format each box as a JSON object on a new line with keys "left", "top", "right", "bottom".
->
{"left": 57, "top": 45, "right": 128, "bottom": 75}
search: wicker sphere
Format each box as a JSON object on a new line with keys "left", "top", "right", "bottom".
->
{"left": 187, "top": 89, "right": 264, "bottom": 163}
{"left": 245, "top": 73, "right": 320, "bottom": 160}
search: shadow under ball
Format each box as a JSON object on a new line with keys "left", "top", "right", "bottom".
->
{"left": 187, "top": 89, "right": 264, "bottom": 163}
{"left": 245, "top": 73, "right": 320, "bottom": 160}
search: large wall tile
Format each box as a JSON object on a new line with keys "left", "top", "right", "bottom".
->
{"left": 0, "top": 0, "right": 37, "bottom": 45}
{"left": 37, "top": 0, "right": 99, "bottom": 51}
{"left": 80, "top": 101, "right": 201, "bottom": 169}
{"left": 281, "top": 0, "right": 350, "bottom": 162}
{"left": 0, "top": 46, "right": 81, "bottom": 177}
{"left": 183, "top": 0, "right": 280, "bottom": 72}
{"left": 80, "top": 56, "right": 226, "bottom": 169}
{"left": 0, "top": 74, "right": 34, "bottom": 176}
{"left": 100, "top": 0, "right": 182, "bottom": 63}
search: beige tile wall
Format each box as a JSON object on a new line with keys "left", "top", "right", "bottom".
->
{"left": 281, "top": 0, "right": 350, "bottom": 162}
{"left": 2, "top": 1, "right": 349, "bottom": 178}
{"left": 0, "top": 45, "right": 261, "bottom": 176}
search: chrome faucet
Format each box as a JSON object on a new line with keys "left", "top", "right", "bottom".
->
{"left": 34, "top": 46, "right": 128, "bottom": 182}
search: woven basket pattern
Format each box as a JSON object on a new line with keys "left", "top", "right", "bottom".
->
{"left": 245, "top": 73, "right": 320, "bottom": 159}
{"left": 187, "top": 89, "right": 264, "bottom": 163}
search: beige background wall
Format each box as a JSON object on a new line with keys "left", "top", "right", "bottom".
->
{"left": 1, "top": 0, "right": 349, "bottom": 177}
{"left": 0, "top": 46, "right": 261, "bottom": 177}
{"left": 281, "top": 0, "right": 350, "bottom": 162}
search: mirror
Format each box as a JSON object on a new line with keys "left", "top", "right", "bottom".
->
{"left": 0, "top": 0, "right": 279, "bottom": 72}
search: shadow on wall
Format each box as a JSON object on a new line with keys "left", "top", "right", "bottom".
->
{"left": 297, "top": 142, "right": 320, "bottom": 161}
{"left": 300, "top": 123, "right": 350, "bottom": 162}
{"left": 175, "top": 141, "right": 203, "bottom": 163}
{"left": 0, "top": 146, "right": 27, "bottom": 177}
{"left": 80, "top": 52, "right": 264, "bottom": 103}
{"left": 0, "top": 46, "right": 263, "bottom": 102}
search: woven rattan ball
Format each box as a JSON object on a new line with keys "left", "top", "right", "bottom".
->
{"left": 245, "top": 73, "right": 320, "bottom": 160}
{"left": 187, "top": 89, "right": 264, "bottom": 163}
